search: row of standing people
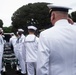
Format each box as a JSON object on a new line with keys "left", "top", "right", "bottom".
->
{"left": 10, "top": 17, "right": 76, "bottom": 75}
{"left": 6, "top": 13, "right": 76, "bottom": 75}
{"left": 9, "top": 26, "right": 39, "bottom": 75}
{"left": 1, "top": 3, "right": 76, "bottom": 75}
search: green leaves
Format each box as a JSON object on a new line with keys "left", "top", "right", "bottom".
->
{"left": 0, "top": 19, "right": 3, "bottom": 28}
{"left": 71, "top": 11, "right": 76, "bottom": 22}
{"left": 11, "top": 3, "right": 52, "bottom": 34}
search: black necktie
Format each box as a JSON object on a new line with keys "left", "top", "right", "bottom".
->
{"left": 16, "top": 38, "right": 19, "bottom": 43}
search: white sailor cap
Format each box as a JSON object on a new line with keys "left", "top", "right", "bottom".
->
{"left": 28, "top": 26, "right": 37, "bottom": 30}
{"left": 18, "top": 29, "right": 24, "bottom": 32}
{"left": 47, "top": 4, "right": 71, "bottom": 13}
{"left": 10, "top": 33, "right": 14, "bottom": 35}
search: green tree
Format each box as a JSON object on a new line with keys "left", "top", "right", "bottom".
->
{"left": 0, "top": 19, "right": 3, "bottom": 28}
{"left": 71, "top": 11, "right": 76, "bottom": 22}
{"left": 3, "top": 26, "right": 12, "bottom": 33}
{"left": 11, "top": 2, "right": 52, "bottom": 34}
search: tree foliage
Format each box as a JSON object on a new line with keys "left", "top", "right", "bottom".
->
{"left": 3, "top": 26, "right": 12, "bottom": 33}
{"left": 71, "top": 11, "right": 76, "bottom": 22}
{"left": 11, "top": 2, "right": 76, "bottom": 35}
{"left": 11, "top": 2, "right": 52, "bottom": 34}
{"left": 0, "top": 19, "right": 3, "bottom": 28}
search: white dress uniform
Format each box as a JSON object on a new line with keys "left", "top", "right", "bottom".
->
{"left": 0, "top": 35, "right": 4, "bottom": 73}
{"left": 9, "top": 35, "right": 18, "bottom": 57}
{"left": 37, "top": 19, "right": 76, "bottom": 75}
{"left": 74, "top": 22, "right": 76, "bottom": 25}
{"left": 25, "top": 34, "right": 39, "bottom": 75}
{"left": 15, "top": 34, "right": 26, "bottom": 74}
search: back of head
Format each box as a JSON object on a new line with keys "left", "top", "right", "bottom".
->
{"left": 18, "top": 28, "right": 24, "bottom": 35}
{"left": 47, "top": 4, "right": 71, "bottom": 25}
{"left": 27, "top": 26, "right": 37, "bottom": 34}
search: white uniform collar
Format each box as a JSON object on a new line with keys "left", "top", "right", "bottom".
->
{"left": 54, "top": 19, "right": 69, "bottom": 26}
{"left": 26, "top": 34, "right": 36, "bottom": 42}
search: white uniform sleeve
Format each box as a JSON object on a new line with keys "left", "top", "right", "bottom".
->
{"left": 0, "top": 35, "right": 4, "bottom": 53}
{"left": 22, "top": 37, "right": 26, "bottom": 62}
{"left": 37, "top": 32, "right": 50, "bottom": 75}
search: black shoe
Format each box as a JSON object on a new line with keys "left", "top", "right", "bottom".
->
{"left": 20, "top": 73, "right": 26, "bottom": 75}
{"left": 16, "top": 70, "right": 21, "bottom": 74}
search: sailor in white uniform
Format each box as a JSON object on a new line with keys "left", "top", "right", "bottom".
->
{"left": 37, "top": 4, "right": 76, "bottom": 75}
{"left": 0, "top": 28, "right": 4, "bottom": 75}
{"left": 9, "top": 33, "right": 18, "bottom": 59}
{"left": 15, "top": 29, "right": 26, "bottom": 75}
{"left": 23, "top": 26, "right": 39, "bottom": 75}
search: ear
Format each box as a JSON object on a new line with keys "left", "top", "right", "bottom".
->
{"left": 51, "top": 12, "right": 55, "bottom": 22}
{"left": 67, "top": 18, "right": 74, "bottom": 25}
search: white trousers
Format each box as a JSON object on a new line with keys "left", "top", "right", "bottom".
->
{"left": 0, "top": 52, "right": 3, "bottom": 72}
{"left": 27, "top": 62, "right": 36, "bottom": 75}
{"left": 17, "top": 52, "right": 26, "bottom": 74}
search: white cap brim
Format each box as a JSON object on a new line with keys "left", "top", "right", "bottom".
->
{"left": 28, "top": 26, "right": 37, "bottom": 30}
{"left": 47, "top": 4, "right": 72, "bottom": 11}
{"left": 18, "top": 29, "right": 24, "bottom": 32}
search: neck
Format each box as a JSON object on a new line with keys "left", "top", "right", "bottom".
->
{"left": 53, "top": 16, "right": 68, "bottom": 25}
{"left": 29, "top": 32, "right": 34, "bottom": 34}
{"left": 52, "top": 11, "right": 68, "bottom": 25}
